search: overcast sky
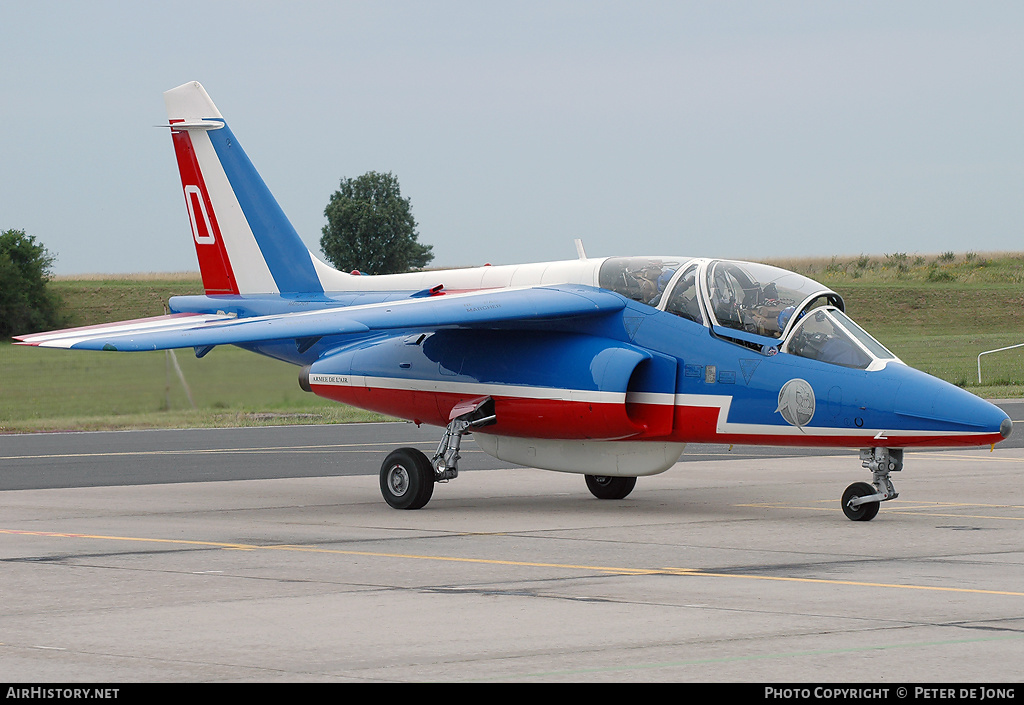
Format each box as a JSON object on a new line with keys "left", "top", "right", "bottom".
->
{"left": 2, "top": 1, "right": 1022, "bottom": 275}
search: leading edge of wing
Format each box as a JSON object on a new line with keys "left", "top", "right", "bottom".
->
{"left": 13, "top": 313, "right": 236, "bottom": 348}
{"left": 15, "top": 285, "right": 626, "bottom": 352}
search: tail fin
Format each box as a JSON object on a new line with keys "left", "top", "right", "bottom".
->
{"left": 164, "top": 81, "right": 331, "bottom": 295}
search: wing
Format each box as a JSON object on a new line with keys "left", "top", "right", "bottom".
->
{"left": 14, "top": 285, "right": 626, "bottom": 351}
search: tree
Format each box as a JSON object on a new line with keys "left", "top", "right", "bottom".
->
{"left": 320, "top": 171, "right": 433, "bottom": 274}
{"left": 0, "top": 229, "right": 66, "bottom": 339}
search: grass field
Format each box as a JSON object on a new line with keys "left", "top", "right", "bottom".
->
{"left": 2, "top": 256, "right": 1022, "bottom": 433}
{"left": 772, "top": 252, "right": 1024, "bottom": 392}
{"left": 825, "top": 282, "right": 1024, "bottom": 388}
{"left": 2, "top": 275, "right": 393, "bottom": 432}
{"left": 0, "top": 344, "right": 393, "bottom": 433}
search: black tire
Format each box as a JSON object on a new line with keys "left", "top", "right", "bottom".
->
{"left": 842, "top": 481, "right": 880, "bottom": 521}
{"left": 585, "top": 475, "right": 637, "bottom": 500}
{"left": 380, "top": 448, "right": 434, "bottom": 510}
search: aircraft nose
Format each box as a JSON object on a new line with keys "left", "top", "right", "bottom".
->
{"left": 890, "top": 365, "right": 1010, "bottom": 441}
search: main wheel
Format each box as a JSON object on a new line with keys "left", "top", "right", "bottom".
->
{"left": 585, "top": 475, "right": 637, "bottom": 500}
{"left": 380, "top": 448, "right": 435, "bottom": 510}
{"left": 842, "top": 481, "right": 880, "bottom": 521}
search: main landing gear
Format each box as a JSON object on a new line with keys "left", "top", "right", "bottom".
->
{"left": 379, "top": 399, "right": 496, "bottom": 510}
{"left": 377, "top": 396, "right": 643, "bottom": 509}
{"left": 585, "top": 475, "right": 637, "bottom": 500}
{"left": 842, "top": 447, "right": 902, "bottom": 521}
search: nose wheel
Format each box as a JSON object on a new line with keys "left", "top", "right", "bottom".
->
{"left": 841, "top": 481, "right": 880, "bottom": 521}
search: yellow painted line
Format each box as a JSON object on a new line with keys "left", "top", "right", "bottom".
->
{"left": 913, "top": 452, "right": 1024, "bottom": 464}
{"left": 3, "top": 528, "right": 1023, "bottom": 597}
{"left": 892, "top": 500, "right": 1024, "bottom": 509}
{"left": 665, "top": 569, "right": 1024, "bottom": 597}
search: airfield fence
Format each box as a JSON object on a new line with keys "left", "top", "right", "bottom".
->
{"left": 978, "top": 343, "right": 1024, "bottom": 385}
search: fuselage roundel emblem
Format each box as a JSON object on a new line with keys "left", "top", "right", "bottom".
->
{"left": 777, "top": 378, "right": 815, "bottom": 428}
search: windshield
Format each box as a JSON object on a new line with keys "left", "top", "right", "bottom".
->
{"left": 830, "top": 309, "right": 897, "bottom": 360}
{"left": 784, "top": 309, "right": 872, "bottom": 368}
{"left": 704, "top": 260, "right": 836, "bottom": 339}
{"left": 783, "top": 307, "right": 898, "bottom": 369}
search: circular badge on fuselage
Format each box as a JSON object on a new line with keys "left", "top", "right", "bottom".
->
{"left": 776, "top": 378, "right": 815, "bottom": 428}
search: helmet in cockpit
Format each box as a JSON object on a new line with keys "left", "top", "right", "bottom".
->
{"left": 778, "top": 306, "right": 796, "bottom": 332}
{"left": 657, "top": 269, "right": 676, "bottom": 293}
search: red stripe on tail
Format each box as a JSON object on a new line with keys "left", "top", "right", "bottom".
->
{"left": 170, "top": 127, "right": 239, "bottom": 295}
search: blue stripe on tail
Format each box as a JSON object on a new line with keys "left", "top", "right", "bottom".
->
{"left": 207, "top": 121, "right": 324, "bottom": 294}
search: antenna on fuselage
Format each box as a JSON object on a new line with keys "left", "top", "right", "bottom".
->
{"left": 574, "top": 239, "right": 588, "bottom": 260}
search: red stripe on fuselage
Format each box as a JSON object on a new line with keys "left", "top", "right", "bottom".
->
{"left": 310, "top": 383, "right": 1004, "bottom": 448}
{"left": 170, "top": 127, "right": 239, "bottom": 295}
{"left": 311, "top": 384, "right": 648, "bottom": 440}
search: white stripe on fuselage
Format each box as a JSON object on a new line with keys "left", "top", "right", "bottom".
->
{"left": 309, "top": 377, "right": 983, "bottom": 439}
{"left": 309, "top": 373, "right": 627, "bottom": 406}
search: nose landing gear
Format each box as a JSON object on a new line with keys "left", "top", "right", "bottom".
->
{"left": 842, "top": 447, "right": 902, "bottom": 521}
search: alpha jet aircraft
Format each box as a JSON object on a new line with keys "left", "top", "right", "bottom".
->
{"left": 16, "top": 82, "right": 1012, "bottom": 518}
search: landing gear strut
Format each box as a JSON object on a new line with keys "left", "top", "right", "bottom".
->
{"left": 379, "top": 398, "right": 496, "bottom": 509}
{"left": 842, "top": 447, "right": 902, "bottom": 521}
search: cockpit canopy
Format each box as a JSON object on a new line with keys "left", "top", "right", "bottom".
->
{"left": 598, "top": 256, "right": 898, "bottom": 370}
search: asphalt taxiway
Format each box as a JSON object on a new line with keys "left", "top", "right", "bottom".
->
{"left": 1, "top": 418, "right": 1023, "bottom": 682}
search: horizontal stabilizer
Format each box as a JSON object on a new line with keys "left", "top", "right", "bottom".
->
{"left": 14, "top": 285, "right": 626, "bottom": 352}
{"left": 14, "top": 313, "right": 234, "bottom": 348}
